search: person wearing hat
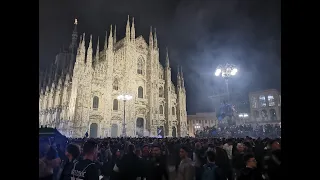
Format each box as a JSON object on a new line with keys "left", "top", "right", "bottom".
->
{"left": 39, "top": 146, "right": 61, "bottom": 180}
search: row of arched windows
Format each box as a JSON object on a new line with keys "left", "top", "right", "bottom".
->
{"left": 113, "top": 81, "right": 164, "bottom": 99}
{"left": 93, "top": 96, "right": 119, "bottom": 110}
{"left": 253, "top": 109, "right": 277, "bottom": 121}
{"left": 93, "top": 96, "right": 176, "bottom": 115}
{"left": 159, "top": 105, "right": 176, "bottom": 115}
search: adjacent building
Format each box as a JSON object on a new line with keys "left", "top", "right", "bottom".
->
{"left": 248, "top": 89, "right": 281, "bottom": 124}
{"left": 187, "top": 112, "right": 217, "bottom": 137}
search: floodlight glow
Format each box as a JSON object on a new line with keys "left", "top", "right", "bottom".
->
{"left": 239, "top": 113, "right": 249, "bottom": 118}
{"left": 117, "top": 94, "right": 132, "bottom": 101}
{"left": 231, "top": 68, "right": 238, "bottom": 76}
{"left": 215, "top": 68, "right": 221, "bottom": 76}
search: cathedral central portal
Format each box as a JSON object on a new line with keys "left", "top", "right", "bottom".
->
{"left": 89, "top": 123, "right": 98, "bottom": 138}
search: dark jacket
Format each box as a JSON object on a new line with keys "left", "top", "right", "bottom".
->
{"left": 140, "top": 155, "right": 152, "bottom": 179}
{"left": 202, "top": 163, "right": 227, "bottom": 180}
{"left": 118, "top": 152, "right": 141, "bottom": 180}
{"left": 70, "top": 159, "right": 99, "bottom": 180}
{"left": 232, "top": 152, "right": 245, "bottom": 170}
{"left": 147, "top": 155, "right": 169, "bottom": 180}
{"left": 262, "top": 149, "right": 281, "bottom": 180}
{"left": 214, "top": 147, "right": 233, "bottom": 180}
{"left": 108, "top": 157, "right": 121, "bottom": 180}
{"left": 238, "top": 167, "right": 264, "bottom": 180}
{"left": 59, "top": 159, "right": 78, "bottom": 180}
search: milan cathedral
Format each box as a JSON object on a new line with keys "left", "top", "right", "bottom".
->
{"left": 39, "top": 17, "right": 188, "bottom": 138}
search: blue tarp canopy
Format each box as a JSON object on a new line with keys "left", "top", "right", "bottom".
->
{"left": 39, "top": 127, "right": 64, "bottom": 137}
{"left": 39, "top": 127, "right": 68, "bottom": 147}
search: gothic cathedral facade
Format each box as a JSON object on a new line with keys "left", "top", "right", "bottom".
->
{"left": 39, "top": 17, "right": 188, "bottom": 138}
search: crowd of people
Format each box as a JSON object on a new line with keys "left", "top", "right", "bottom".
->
{"left": 195, "top": 124, "right": 281, "bottom": 138}
{"left": 39, "top": 136, "right": 281, "bottom": 180}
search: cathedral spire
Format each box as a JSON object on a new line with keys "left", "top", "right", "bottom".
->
{"left": 149, "top": 26, "right": 153, "bottom": 49}
{"left": 95, "top": 36, "right": 100, "bottom": 61}
{"left": 86, "top": 34, "right": 93, "bottom": 66}
{"left": 77, "top": 33, "right": 85, "bottom": 64}
{"left": 104, "top": 30, "right": 108, "bottom": 50}
{"left": 114, "top": 25, "right": 117, "bottom": 44}
{"left": 154, "top": 28, "right": 158, "bottom": 49}
{"left": 108, "top": 25, "right": 113, "bottom": 50}
{"left": 88, "top": 34, "right": 93, "bottom": 49}
{"left": 165, "top": 47, "right": 170, "bottom": 68}
{"left": 126, "top": 15, "right": 130, "bottom": 42}
{"left": 131, "top": 17, "right": 135, "bottom": 43}
{"left": 177, "top": 66, "right": 181, "bottom": 88}
{"left": 181, "top": 66, "right": 185, "bottom": 88}
{"left": 81, "top": 33, "right": 86, "bottom": 49}
{"left": 69, "top": 18, "right": 78, "bottom": 54}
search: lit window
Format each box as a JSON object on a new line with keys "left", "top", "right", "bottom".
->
{"left": 268, "top": 95, "right": 275, "bottom": 106}
{"left": 259, "top": 95, "right": 266, "bottom": 107}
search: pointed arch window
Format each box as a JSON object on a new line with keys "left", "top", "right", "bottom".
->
{"left": 93, "top": 96, "right": 99, "bottom": 110}
{"left": 113, "top": 78, "right": 119, "bottom": 90}
{"left": 137, "top": 57, "right": 143, "bottom": 74}
{"left": 159, "top": 105, "right": 164, "bottom": 114}
{"left": 172, "top": 107, "right": 175, "bottom": 115}
{"left": 113, "top": 99, "right": 118, "bottom": 111}
{"left": 138, "top": 86, "right": 143, "bottom": 98}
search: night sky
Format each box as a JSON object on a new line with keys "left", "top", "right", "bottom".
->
{"left": 39, "top": 0, "right": 280, "bottom": 114}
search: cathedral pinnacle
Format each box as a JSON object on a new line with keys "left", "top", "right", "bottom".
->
{"left": 82, "top": 33, "right": 86, "bottom": 47}
{"left": 126, "top": 15, "right": 130, "bottom": 41}
{"left": 131, "top": 17, "right": 135, "bottom": 42}
{"left": 149, "top": 26, "right": 153, "bottom": 48}
{"left": 104, "top": 30, "right": 108, "bottom": 50}
{"left": 114, "top": 25, "right": 117, "bottom": 44}
{"left": 69, "top": 18, "right": 78, "bottom": 54}
{"left": 177, "top": 66, "right": 181, "bottom": 88}
{"left": 154, "top": 28, "right": 158, "bottom": 49}
{"left": 89, "top": 34, "right": 93, "bottom": 49}
{"left": 108, "top": 25, "right": 113, "bottom": 50}
{"left": 166, "top": 47, "right": 170, "bottom": 67}
{"left": 96, "top": 36, "right": 100, "bottom": 60}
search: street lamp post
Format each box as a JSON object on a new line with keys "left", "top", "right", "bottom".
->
{"left": 117, "top": 94, "right": 133, "bottom": 137}
{"left": 214, "top": 63, "right": 238, "bottom": 102}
